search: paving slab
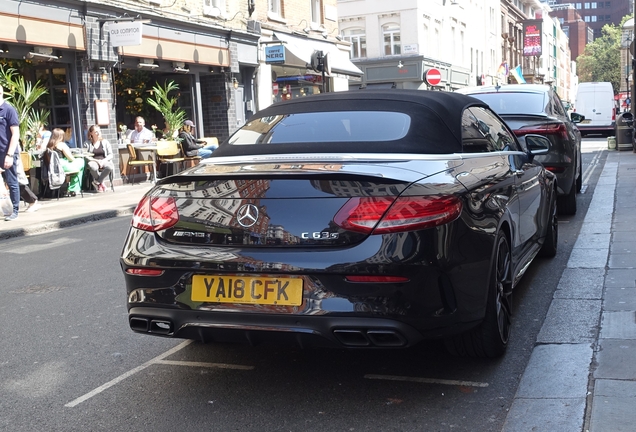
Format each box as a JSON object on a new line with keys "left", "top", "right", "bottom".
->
{"left": 600, "top": 311, "right": 636, "bottom": 339}
{"left": 515, "top": 344, "right": 592, "bottom": 398}
{"left": 566, "top": 248, "right": 609, "bottom": 269}
{"left": 603, "top": 288, "right": 636, "bottom": 311}
{"left": 553, "top": 268, "right": 604, "bottom": 300}
{"left": 594, "top": 339, "right": 636, "bottom": 380}
{"left": 537, "top": 299, "right": 601, "bottom": 343}
{"left": 503, "top": 398, "right": 585, "bottom": 432}
{"left": 604, "top": 269, "right": 636, "bottom": 288}
{"left": 589, "top": 380, "right": 636, "bottom": 432}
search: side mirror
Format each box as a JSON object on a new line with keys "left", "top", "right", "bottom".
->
{"left": 570, "top": 112, "right": 585, "bottom": 123}
{"left": 518, "top": 134, "right": 550, "bottom": 158}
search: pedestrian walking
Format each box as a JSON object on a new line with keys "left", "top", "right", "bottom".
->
{"left": 0, "top": 85, "right": 21, "bottom": 221}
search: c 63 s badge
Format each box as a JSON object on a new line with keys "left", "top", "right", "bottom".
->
{"left": 301, "top": 231, "right": 339, "bottom": 239}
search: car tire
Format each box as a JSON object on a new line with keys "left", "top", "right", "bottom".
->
{"left": 539, "top": 191, "right": 558, "bottom": 258}
{"left": 576, "top": 157, "right": 582, "bottom": 193}
{"left": 558, "top": 182, "right": 577, "bottom": 215}
{"left": 444, "top": 231, "right": 512, "bottom": 358}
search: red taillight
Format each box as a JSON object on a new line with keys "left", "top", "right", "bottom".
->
{"left": 345, "top": 275, "right": 410, "bottom": 283}
{"left": 515, "top": 123, "right": 568, "bottom": 141}
{"left": 612, "top": 107, "right": 616, "bottom": 121}
{"left": 132, "top": 196, "right": 179, "bottom": 232}
{"left": 126, "top": 268, "right": 165, "bottom": 276}
{"left": 334, "top": 195, "right": 462, "bottom": 234}
{"left": 543, "top": 166, "right": 566, "bottom": 174}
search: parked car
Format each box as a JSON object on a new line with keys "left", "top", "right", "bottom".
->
{"left": 120, "top": 90, "right": 558, "bottom": 358}
{"left": 457, "top": 84, "right": 584, "bottom": 215}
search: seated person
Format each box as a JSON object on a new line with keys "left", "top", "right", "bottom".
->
{"left": 129, "top": 116, "right": 155, "bottom": 144}
{"left": 178, "top": 120, "right": 217, "bottom": 159}
{"left": 83, "top": 125, "right": 114, "bottom": 192}
{"left": 46, "top": 128, "right": 84, "bottom": 196}
{"left": 35, "top": 124, "right": 51, "bottom": 154}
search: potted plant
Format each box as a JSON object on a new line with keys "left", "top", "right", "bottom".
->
{"left": 147, "top": 80, "right": 187, "bottom": 141}
{"left": 0, "top": 65, "right": 49, "bottom": 155}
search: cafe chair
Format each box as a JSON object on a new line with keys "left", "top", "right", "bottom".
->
{"left": 156, "top": 140, "right": 185, "bottom": 177}
{"left": 178, "top": 140, "right": 202, "bottom": 169}
{"left": 126, "top": 144, "right": 156, "bottom": 185}
{"left": 41, "top": 149, "right": 83, "bottom": 199}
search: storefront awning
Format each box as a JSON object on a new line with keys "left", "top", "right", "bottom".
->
{"left": 0, "top": 12, "right": 85, "bottom": 51}
{"left": 272, "top": 32, "right": 363, "bottom": 78}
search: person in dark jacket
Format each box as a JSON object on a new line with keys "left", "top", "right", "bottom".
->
{"left": 178, "top": 120, "right": 217, "bottom": 158}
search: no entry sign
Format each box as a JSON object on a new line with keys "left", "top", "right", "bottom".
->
{"left": 425, "top": 68, "right": 442, "bottom": 86}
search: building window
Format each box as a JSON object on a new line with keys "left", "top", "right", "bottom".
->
{"left": 382, "top": 23, "right": 401, "bottom": 56}
{"left": 343, "top": 28, "right": 366, "bottom": 58}
{"left": 591, "top": 15, "right": 597, "bottom": 22}
{"left": 310, "top": 0, "right": 322, "bottom": 25}
{"left": 584, "top": 15, "right": 590, "bottom": 22}
{"left": 269, "top": 0, "right": 281, "bottom": 15}
{"left": 203, "top": 0, "right": 225, "bottom": 16}
{"left": 584, "top": 2, "right": 590, "bottom": 8}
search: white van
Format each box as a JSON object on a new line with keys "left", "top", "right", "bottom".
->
{"left": 574, "top": 82, "right": 616, "bottom": 136}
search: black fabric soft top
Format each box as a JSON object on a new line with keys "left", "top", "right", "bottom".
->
{"left": 212, "top": 89, "right": 490, "bottom": 157}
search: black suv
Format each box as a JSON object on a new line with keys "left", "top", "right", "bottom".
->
{"left": 458, "top": 84, "right": 584, "bottom": 215}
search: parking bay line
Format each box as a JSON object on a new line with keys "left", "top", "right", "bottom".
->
{"left": 365, "top": 374, "right": 489, "bottom": 388}
{"left": 65, "top": 340, "right": 253, "bottom": 408}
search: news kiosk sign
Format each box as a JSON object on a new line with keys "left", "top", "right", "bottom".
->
{"left": 523, "top": 20, "right": 542, "bottom": 57}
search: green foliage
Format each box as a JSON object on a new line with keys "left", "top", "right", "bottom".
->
{"left": 115, "top": 69, "right": 152, "bottom": 119}
{"left": 0, "top": 64, "right": 49, "bottom": 152}
{"left": 147, "top": 80, "right": 187, "bottom": 140}
{"left": 576, "top": 17, "right": 633, "bottom": 94}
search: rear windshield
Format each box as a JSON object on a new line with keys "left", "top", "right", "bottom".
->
{"left": 469, "top": 93, "right": 546, "bottom": 115}
{"left": 228, "top": 111, "right": 411, "bottom": 145}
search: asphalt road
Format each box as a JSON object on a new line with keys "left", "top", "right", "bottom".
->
{"left": 0, "top": 138, "right": 607, "bottom": 432}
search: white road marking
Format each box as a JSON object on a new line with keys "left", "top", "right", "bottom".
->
{"left": 65, "top": 340, "right": 193, "bottom": 408}
{"left": 1, "top": 237, "right": 82, "bottom": 254}
{"left": 155, "top": 359, "right": 254, "bottom": 370}
{"left": 580, "top": 143, "right": 605, "bottom": 193}
{"left": 364, "top": 374, "right": 489, "bottom": 388}
{"left": 64, "top": 340, "right": 253, "bottom": 407}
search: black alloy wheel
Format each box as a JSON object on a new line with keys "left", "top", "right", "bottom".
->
{"left": 539, "top": 191, "right": 558, "bottom": 258}
{"left": 444, "top": 231, "right": 512, "bottom": 358}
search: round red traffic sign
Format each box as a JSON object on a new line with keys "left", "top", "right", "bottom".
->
{"left": 425, "top": 68, "right": 442, "bottom": 86}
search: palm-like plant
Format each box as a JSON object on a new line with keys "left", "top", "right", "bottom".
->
{"left": 0, "top": 65, "right": 49, "bottom": 152}
{"left": 147, "top": 80, "right": 187, "bottom": 140}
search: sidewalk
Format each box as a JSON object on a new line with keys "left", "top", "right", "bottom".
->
{"left": 503, "top": 148, "right": 636, "bottom": 431}
{"left": 0, "top": 182, "right": 152, "bottom": 240}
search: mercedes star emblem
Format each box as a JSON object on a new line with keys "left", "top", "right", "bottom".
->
{"left": 236, "top": 204, "right": 259, "bottom": 228}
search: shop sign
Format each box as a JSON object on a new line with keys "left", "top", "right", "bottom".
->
{"left": 272, "top": 82, "right": 279, "bottom": 95}
{"left": 108, "top": 21, "right": 142, "bottom": 47}
{"left": 265, "top": 45, "right": 286, "bottom": 64}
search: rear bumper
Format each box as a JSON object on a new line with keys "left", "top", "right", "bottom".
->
{"left": 576, "top": 124, "right": 615, "bottom": 134}
{"left": 128, "top": 307, "right": 481, "bottom": 348}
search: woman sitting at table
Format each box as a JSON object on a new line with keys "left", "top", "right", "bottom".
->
{"left": 83, "top": 125, "right": 114, "bottom": 193}
{"left": 47, "top": 128, "right": 84, "bottom": 196}
{"left": 178, "top": 120, "right": 218, "bottom": 159}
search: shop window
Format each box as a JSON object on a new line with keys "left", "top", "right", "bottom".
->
{"left": 343, "top": 28, "right": 366, "bottom": 59}
{"left": 34, "top": 66, "right": 71, "bottom": 131}
{"left": 382, "top": 24, "right": 401, "bottom": 56}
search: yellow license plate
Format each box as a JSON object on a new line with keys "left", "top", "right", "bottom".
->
{"left": 192, "top": 275, "right": 303, "bottom": 306}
